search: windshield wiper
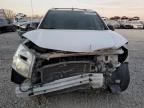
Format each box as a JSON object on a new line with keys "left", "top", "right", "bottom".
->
{"left": 40, "top": 26, "right": 56, "bottom": 29}
{"left": 47, "top": 27, "right": 56, "bottom": 29}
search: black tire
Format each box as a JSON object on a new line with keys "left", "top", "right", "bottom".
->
{"left": 119, "top": 63, "right": 130, "bottom": 91}
{"left": 12, "top": 26, "right": 17, "bottom": 32}
{"left": 110, "top": 63, "right": 130, "bottom": 92}
{"left": 0, "top": 28, "right": 3, "bottom": 34}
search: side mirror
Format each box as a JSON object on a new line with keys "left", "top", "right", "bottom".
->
{"left": 108, "top": 25, "right": 115, "bottom": 31}
{"left": 29, "top": 25, "right": 37, "bottom": 30}
{"left": 26, "top": 23, "right": 38, "bottom": 31}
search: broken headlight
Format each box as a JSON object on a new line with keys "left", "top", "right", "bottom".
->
{"left": 12, "top": 44, "right": 35, "bottom": 78}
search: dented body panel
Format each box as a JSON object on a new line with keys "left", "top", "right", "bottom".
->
{"left": 23, "top": 29, "right": 127, "bottom": 52}
{"left": 11, "top": 8, "right": 130, "bottom": 97}
{"left": 16, "top": 73, "right": 104, "bottom": 97}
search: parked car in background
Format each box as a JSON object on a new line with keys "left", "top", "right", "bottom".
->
{"left": 17, "top": 21, "right": 39, "bottom": 37}
{"left": 140, "top": 21, "right": 144, "bottom": 29}
{"left": 13, "top": 18, "right": 29, "bottom": 27}
{"left": 105, "top": 20, "right": 120, "bottom": 29}
{"left": 101, "top": 17, "right": 108, "bottom": 21}
{"left": 130, "top": 17, "right": 140, "bottom": 21}
{"left": 0, "top": 18, "right": 16, "bottom": 34}
{"left": 119, "top": 21, "right": 133, "bottom": 29}
{"left": 11, "top": 8, "right": 130, "bottom": 97}
{"left": 130, "top": 21, "right": 143, "bottom": 29}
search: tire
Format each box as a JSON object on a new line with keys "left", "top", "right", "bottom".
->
{"left": 0, "top": 28, "right": 3, "bottom": 34}
{"left": 110, "top": 63, "right": 130, "bottom": 92}
{"left": 12, "top": 26, "right": 16, "bottom": 32}
{"left": 119, "top": 63, "right": 130, "bottom": 91}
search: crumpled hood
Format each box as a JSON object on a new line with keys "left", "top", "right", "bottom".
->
{"left": 23, "top": 29, "right": 128, "bottom": 52}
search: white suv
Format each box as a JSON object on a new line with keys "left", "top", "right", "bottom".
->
{"left": 11, "top": 8, "right": 130, "bottom": 97}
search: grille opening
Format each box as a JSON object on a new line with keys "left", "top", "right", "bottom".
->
{"left": 41, "top": 55, "right": 96, "bottom": 67}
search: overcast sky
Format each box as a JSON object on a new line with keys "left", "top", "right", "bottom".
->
{"left": 0, "top": 0, "right": 144, "bottom": 19}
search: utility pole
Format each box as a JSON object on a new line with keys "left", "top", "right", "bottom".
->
{"left": 30, "top": 0, "right": 33, "bottom": 23}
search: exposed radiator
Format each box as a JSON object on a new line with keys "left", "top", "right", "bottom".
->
{"left": 39, "top": 61, "right": 96, "bottom": 83}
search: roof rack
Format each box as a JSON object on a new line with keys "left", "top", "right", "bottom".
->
{"left": 51, "top": 8, "right": 95, "bottom": 12}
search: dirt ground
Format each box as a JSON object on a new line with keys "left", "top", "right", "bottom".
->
{"left": 0, "top": 29, "right": 144, "bottom": 108}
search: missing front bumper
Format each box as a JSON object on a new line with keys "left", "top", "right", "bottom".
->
{"left": 15, "top": 73, "right": 104, "bottom": 97}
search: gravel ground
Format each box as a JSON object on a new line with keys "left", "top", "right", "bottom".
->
{"left": 0, "top": 30, "right": 144, "bottom": 108}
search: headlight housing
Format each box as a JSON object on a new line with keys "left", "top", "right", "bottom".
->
{"left": 12, "top": 44, "right": 35, "bottom": 78}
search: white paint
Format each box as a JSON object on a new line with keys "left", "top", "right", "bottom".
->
{"left": 131, "top": 22, "right": 143, "bottom": 29}
{"left": 23, "top": 29, "right": 128, "bottom": 52}
{"left": 15, "top": 73, "right": 103, "bottom": 97}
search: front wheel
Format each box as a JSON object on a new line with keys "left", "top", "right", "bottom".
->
{"left": 108, "top": 63, "right": 130, "bottom": 92}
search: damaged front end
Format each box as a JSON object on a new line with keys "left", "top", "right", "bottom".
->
{"left": 11, "top": 40, "right": 129, "bottom": 97}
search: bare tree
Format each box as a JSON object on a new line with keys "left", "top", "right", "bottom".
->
{"left": 3, "top": 9, "right": 15, "bottom": 23}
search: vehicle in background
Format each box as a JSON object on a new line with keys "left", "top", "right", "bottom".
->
{"left": 119, "top": 21, "right": 133, "bottom": 29}
{"left": 13, "top": 19, "right": 30, "bottom": 27}
{"left": 140, "top": 21, "right": 144, "bottom": 29}
{"left": 0, "top": 18, "right": 16, "bottom": 34}
{"left": 110, "top": 16, "right": 121, "bottom": 21}
{"left": 105, "top": 20, "right": 120, "bottom": 29}
{"left": 11, "top": 8, "right": 130, "bottom": 97}
{"left": 101, "top": 17, "right": 108, "bottom": 21}
{"left": 130, "top": 17, "right": 140, "bottom": 21}
{"left": 121, "top": 16, "right": 129, "bottom": 21}
{"left": 130, "top": 21, "right": 143, "bottom": 29}
{"left": 17, "top": 21, "right": 39, "bottom": 37}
